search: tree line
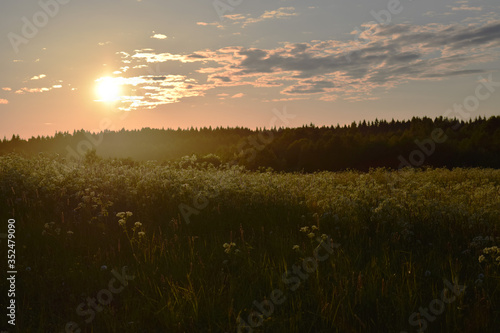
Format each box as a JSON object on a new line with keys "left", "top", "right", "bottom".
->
{"left": 2, "top": 116, "right": 499, "bottom": 171}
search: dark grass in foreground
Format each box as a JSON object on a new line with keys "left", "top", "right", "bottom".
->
{"left": 0, "top": 154, "right": 499, "bottom": 332}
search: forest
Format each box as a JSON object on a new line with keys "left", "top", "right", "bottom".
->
{"left": 1, "top": 116, "right": 499, "bottom": 171}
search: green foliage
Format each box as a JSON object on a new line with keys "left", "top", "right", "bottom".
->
{"left": 84, "top": 149, "right": 101, "bottom": 165}
{"left": 0, "top": 155, "right": 499, "bottom": 332}
{"left": 1, "top": 116, "right": 499, "bottom": 171}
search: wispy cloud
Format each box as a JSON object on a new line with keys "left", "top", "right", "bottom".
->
{"left": 196, "top": 21, "right": 224, "bottom": 29}
{"left": 15, "top": 87, "right": 51, "bottom": 94}
{"left": 452, "top": 5, "right": 482, "bottom": 11}
{"left": 199, "top": 7, "right": 298, "bottom": 29}
{"left": 114, "top": 20, "right": 500, "bottom": 107}
{"left": 14, "top": 84, "right": 63, "bottom": 94}
{"left": 235, "top": 7, "right": 298, "bottom": 27}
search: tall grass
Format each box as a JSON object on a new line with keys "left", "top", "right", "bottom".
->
{"left": 0, "top": 154, "right": 498, "bottom": 332}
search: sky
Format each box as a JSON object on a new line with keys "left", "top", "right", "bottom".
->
{"left": 1, "top": 0, "right": 499, "bottom": 139}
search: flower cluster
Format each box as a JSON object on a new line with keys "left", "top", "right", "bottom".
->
{"left": 42, "top": 221, "right": 68, "bottom": 237}
{"left": 469, "top": 235, "right": 497, "bottom": 250}
{"left": 116, "top": 211, "right": 134, "bottom": 226}
{"left": 223, "top": 242, "right": 237, "bottom": 254}
{"left": 300, "top": 225, "right": 327, "bottom": 241}
{"left": 478, "top": 246, "right": 500, "bottom": 265}
{"left": 117, "top": 211, "right": 146, "bottom": 240}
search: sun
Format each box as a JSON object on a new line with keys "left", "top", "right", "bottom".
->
{"left": 95, "top": 77, "right": 122, "bottom": 102}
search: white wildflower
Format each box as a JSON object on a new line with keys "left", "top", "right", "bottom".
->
{"left": 300, "top": 226, "right": 309, "bottom": 233}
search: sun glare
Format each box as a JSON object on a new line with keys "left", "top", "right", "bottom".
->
{"left": 95, "top": 77, "right": 122, "bottom": 102}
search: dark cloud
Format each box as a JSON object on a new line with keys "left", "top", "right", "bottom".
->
{"left": 421, "top": 69, "right": 486, "bottom": 78}
{"left": 284, "top": 80, "right": 335, "bottom": 94}
{"left": 376, "top": 24, "right": 412, "bottom": 36}
{"left": 392, "top": 22, "right": 500, "bottom": 50}
{"left": 233, "top": 21, "right": 500, "bottom": 86}
{"left": 188, "top": 53, "right": 208, "bottom": 59}
{"left": 212, "top": 75, "right": 232, "bottom": 82}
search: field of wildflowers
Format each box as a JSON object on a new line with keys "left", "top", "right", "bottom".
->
{"left": 0, "top": 153, "right": 499, "bottom": 332}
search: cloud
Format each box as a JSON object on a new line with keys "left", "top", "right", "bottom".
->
{"left": 0, "top": 99, "right": 8, "bottom": 104}
{"left": 115, "top": 20, "right": 500, "bottom": 106}
{"left": 231, "top": 93, "right": 245, "bottom": 98}
{"left": 197, "top": 21, "right": 224, "bottom": 29}
{"left": 452, "top": 5, "right": 482, "bottom": 11}
{"left": 282, "top": 79, "right": 335, "bottom": 95}
{"left": 151, "top": 33, "right": 167, "bottom": 39}
{"left": 30, "top": 74, "right": 46, "bottom": 80}
{"left": 14, "top": 86, "right": 58, "bottom": 94}
{"left": 245, "top": 7, "right": 298, "bottom": 25}
{"left": 199, "top": 7, "right": 299, "bottom": 29}
{"left": 263, "top": 97, "right": 308, "bottom": 102}
{"left": 94, "top": 75, "right": 210, "bottom": 111}
{"left": 130, "top": 51, "right": 202, "bottom": 63}
{"left": 2, "top": 87, "right": 12, "bottom": 91}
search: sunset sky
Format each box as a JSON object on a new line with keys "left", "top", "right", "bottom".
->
{"left": 1, "top": 0, "right": 499, "bottom": 139}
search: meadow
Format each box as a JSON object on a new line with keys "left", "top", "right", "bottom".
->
{"left": 0, "top": 153, "right": 499, "bottom": 332}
